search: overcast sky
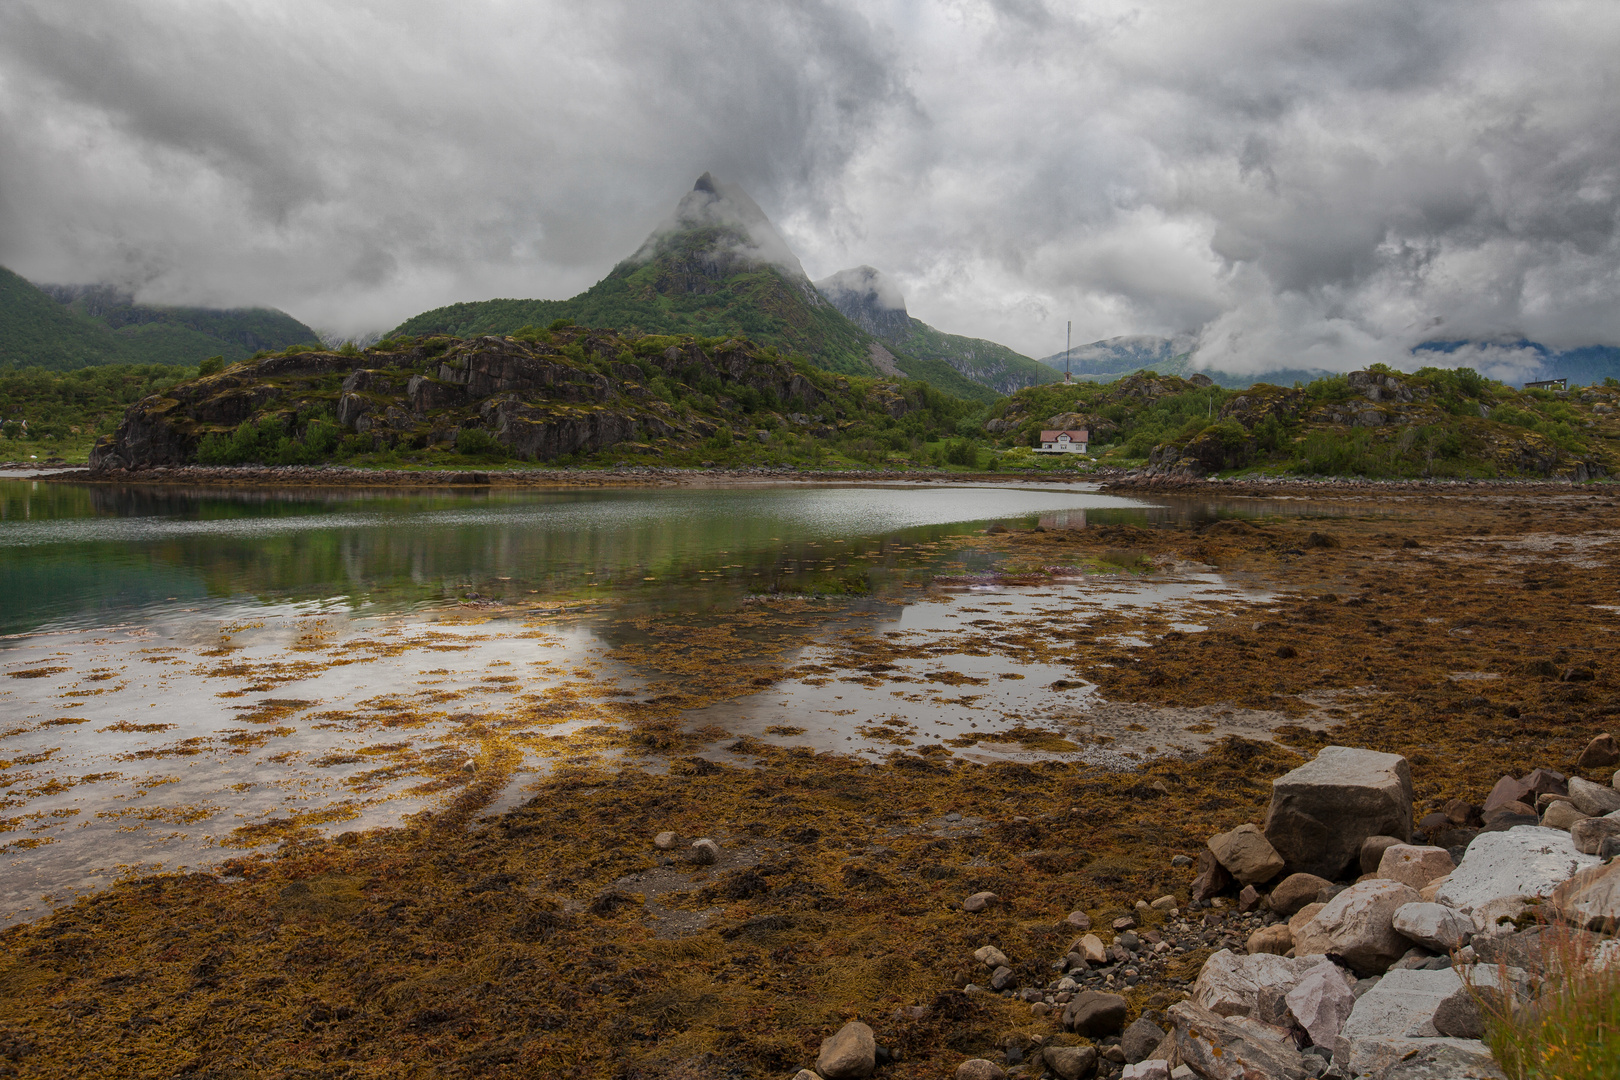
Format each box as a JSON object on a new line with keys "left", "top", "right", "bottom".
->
{"left": 3, "top": 1, "right": 1618, "bottom": 374}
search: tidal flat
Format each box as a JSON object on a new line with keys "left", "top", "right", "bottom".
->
{"left": 0, "top": 477, "right": 1615, "bottom": 1078}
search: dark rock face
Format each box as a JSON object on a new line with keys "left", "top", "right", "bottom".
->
{"left": 815, "top": 266, "right": 913, "bottom": 340}
{"left": 89, "top": 331, "right": 883, "bottom": 470}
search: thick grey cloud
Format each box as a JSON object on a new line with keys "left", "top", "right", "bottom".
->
{"left": 2, "top": 0, "right": 1617, "bottom": 371}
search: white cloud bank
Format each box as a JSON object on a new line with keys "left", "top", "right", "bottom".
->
{"left": 1, "top": 0, "right": 1617, "bottom": 370}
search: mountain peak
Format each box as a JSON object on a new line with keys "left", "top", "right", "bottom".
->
{"left": 631, "top": 173, "right": 808, "bottom": 282}
{"left": 814, "top": 265, "right": 910, "bottom": 339}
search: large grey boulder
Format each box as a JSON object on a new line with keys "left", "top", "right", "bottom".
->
{"left": 1568, "top": 776, "right": 1620, "bottom": 817}
{"left": 815, "top": 1021, "right": 876, "bottom": 1080}
{"left": 1434, "top": 826, "right": 1599, "bottom": 912}
{"left": 1335, "top": 967, "right": 1463, "bottom": 1060}
{"left": 1264, "top": 746, "right": 1412, "bottom": 880}
{"left": 1342, "top": 1036, "right": 1506, "bottom": 1079}
{"left": 1191, "top": 949, "right": 1328, "bottom": 1018}
{"left": 1283, "top": 960, "right": 1357, "bottom": 1050}
{"left": 1569, "top": 814, "right": 1620, "bottom": 855}
{"left": 1550, "top": 858, "right": 1620, "bottom": 930}
{"left": 1041, "top": 1045, "right": 1097, "bottom": 1080}
{"left": 1391, "top": 902, "right": 1475, "bottom": 953}
{"left": 1294, "top": 879, "right": 1422, "bottom": 975}
{"left": 1431, "top": 965, "right": 1530, "bottom": 1040}
{"left": 1063, "top": 990, "right": 1128, "bottom": 1036}
{"left": 1167, "top": 1000, "right": 1309, "bottom": 1079}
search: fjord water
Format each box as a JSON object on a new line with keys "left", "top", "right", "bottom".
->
{"left": 2, "top": 478, "right": 1219, "bottom": 636}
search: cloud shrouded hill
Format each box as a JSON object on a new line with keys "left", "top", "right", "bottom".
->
{"left": 816, "top": 265, "right": 1060, "bottom": 395}
{"left": 393, "top": 175, "right": 1029, "bottom": 402}
{"left": 0, "top": 265, "right": 318, "bottom": 371}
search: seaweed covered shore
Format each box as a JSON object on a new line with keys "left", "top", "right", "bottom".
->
{"left": 4, "top": 486, "right": 1620, "bottom": 1078}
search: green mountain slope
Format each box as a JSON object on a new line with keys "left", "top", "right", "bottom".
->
{"left": 392, "top": 177, "right": 1007, "bottom": 403}
{"left": 0, "top": 266, "right": 320, "bottom": 372}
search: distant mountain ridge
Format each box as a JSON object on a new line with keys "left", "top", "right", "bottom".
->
{"left": 814, "top": 265, "right": 1060, "bottom": 396}
{"left": 0, "top": 265, "right": 319, "bottom": 372}
{"left": 393, "top": 175, "right": 1040, "bottom": 403}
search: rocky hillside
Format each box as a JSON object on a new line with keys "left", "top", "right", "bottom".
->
{"left": 815, "top": 265, "right": 1060, "bottom": 396}
{"left": 985, "top": 366, "right": 1620, "bottom": 481}
{"left": 88, "top": 327, "right": 971, "bottom": 471}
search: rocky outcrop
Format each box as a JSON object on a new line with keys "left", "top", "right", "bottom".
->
{"left": 89, "top": 329, "right": 877, "bottom": 469}
{"left": 1264, "top": 746, "right": 1412, "bottom": 880}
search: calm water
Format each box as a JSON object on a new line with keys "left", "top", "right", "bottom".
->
{"left": 0, "top": 478, "right": 1313, "bottom": 922}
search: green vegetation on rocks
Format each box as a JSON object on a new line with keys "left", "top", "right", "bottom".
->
{"left": 89, "top": 328, "right": 989, "bottom": 473}
{"left": 0, "top": 364, "right": 206, "bottom": 461}
{"left": 984, "top": 365, "right": 1620, "bottom": 481}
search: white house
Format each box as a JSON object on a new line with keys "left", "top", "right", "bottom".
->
{"left": 1036, "top": 428, "right": 1088, "bottom": 454}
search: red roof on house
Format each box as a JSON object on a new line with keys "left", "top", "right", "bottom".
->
{"left": 1039, "top": 429, "right": 1088, "bottom": 441}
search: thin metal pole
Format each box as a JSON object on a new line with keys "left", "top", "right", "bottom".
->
{"left": 1065, "top": 321, "right": 1071, "bottom": 380}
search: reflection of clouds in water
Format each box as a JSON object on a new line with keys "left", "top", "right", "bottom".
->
{"left": 0, "top": 483, "right": 1148, "bottom": 549}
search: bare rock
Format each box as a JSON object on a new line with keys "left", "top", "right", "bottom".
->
{"left": 1522, "top": 768, "right": 1567, "bottom": 799}
{"left": 1430, "top": 966, "right": 1527, "bottom": 1041}
{"left": 1191, "top": 848, "right": 1233, "bottom": 902}
{"left": 1066, "top": 910, "right": 1092, "bottom": 930}
{"left": 1360, "top": 837, "right": 1406, "bottom": 878}
{"left": 1435, "top": 826, "right": 1599, "bottom": 911}
{"left": 1570, "top": 814, "right": 1620, "bottom": 855}
{"left": 1247, "top": 923, "right": 1294, "bottom": 955}
{"left": 1289, "top": 902, "right": 1326, "bottom": 937}
{"left": 1342, "top": 1035, "right": 1507, "bottom": 1079}
{"left": 1391, "top": 902, "right": 1475, "bottom": 952}
{"left": 1078, "top": 933, "right": 1107, "bottom": 965}
{"left": 990, "top": 965, "right": 1016, "bottom": 990}
{"left": 963, "top": 891, "right": 1000, "bottom": 913}
{"left": 654, "top": 831, "right": 681, "bottom": 850}
{"left": 1064, "top": 990, "right": 1129, "bottom": 1036}
{"left": 1193, "top": 949, "right": 1327, "bottom": 1018}
{"left": 1167, "top": 1000, "right": 1309, "bottom": 1079}
{"left": 1283, "top": 959, "right": 1357, "bottom": 1050}
{"left": 1576, "top": 732, "right": 1620, "bottom": 770}
{"left": 1482, "top": 775, "right": 1532, "bottom": 813}
{"left": 1376, "top": 846, "right": 1457, "bottom": 891}
{"left": 1568, "top": 777, "right": 1620, "bottom": 817}
{"left": 1042, "top": 1044, "right": 1098, "bottom": 1080}
{"left": 974, "top": 945, "right": 1009, "bottom": 968}
{"left": 1121, "top": 1062, "right": 1170, "bottom": 1080}
{"left": 815, "top": 1021, "right": 876, "bottom": 1080}
{"left": 1550, "top": 858, "right": 1620, "bottom": 930}
{"left": 1265, "top": 746, "right": 1413, "bottom": 880}
{"left": 1121, "top": 1016, "right": 1167, "bottom": 1063}
{"left": 1540, "top": 801, "right": 1588, "bottom": 832}
{"left": 1208, "top": 824, "right": 1286, "bottom": 885}
{"left": 954, "top": 1061, "right": 1006, "bottom": 1080}
{"left": 690, "top": 837, "right": 720, "bottom": 865}
{"left": 1270, "top": 872, "right": 1334, "bottom": 915}
{"left": 1294, "top": 879, "right": 1422, "bottom": 976}
{"left": 1150, "top": 895, "right": 1177, "bottom": 911}
{"left": 1336, "top": 967, "right": 1463, "bottom": 1057}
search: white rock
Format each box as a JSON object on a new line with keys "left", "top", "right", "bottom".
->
{"left": 973, "top": 945, "right": 1009, "bottom": 968}
{"left": 1550, "top": 859, "right": 1620, "bottom": 931}
{"left": 1391, "top": 902, "right": 1475, "bottom": 952}
{"left": 1376, "top": 845, "right": 1456, "bottom": 891}
{"left": 1568, "top": 776, "right": 1620, "bottom": 817}
{"left": 1121, "top": 1062, "right": 1171, "bottom": 1080}
{"left": 1191, "top": 949, "right": 1328, "bottom": 1018}
{"left": 1294, "top": 879, "right": 1421, "bottom": 975}
{"left": 1342, "top": 1036, "right": 1506, "bottom": 1078}
{"left": 1334, "top": 967, "right": 1463, "bottom": 1061}
{"left": 1434, "top": 826, "right": 1599, "bottom": 912}
{"left": 1470, "top": 896, "right": 1531, "bottom": 937}
{"left": 1283, "top": 960, "right": 1357, "bottom": 1050}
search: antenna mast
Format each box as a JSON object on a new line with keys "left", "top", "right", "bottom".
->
{"left": 1065, "top": 321, "right": 1072, "bottom": 383}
